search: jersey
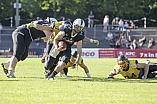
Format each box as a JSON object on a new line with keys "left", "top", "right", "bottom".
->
{"left": 61, "top": 23, "right": 85, "bottom": 46}
{"left": 49, "top": 22, "right": 63, "bottom": 43}
{"left": 17, "top": 20, "right": 46, "bottom": 40}
{"left": 65, "top": 57, "right": 83, "bottom": 68}
{"left": 114, "top": 59, "right": 141, "bottom": 79}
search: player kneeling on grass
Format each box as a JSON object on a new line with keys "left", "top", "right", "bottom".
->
{"left": 108, "top": 55, "right": 157, "bottom": 79}
{"left": 46, "top": 51, "right": 92, "bottom": 78}
{"left": 58, "top": 51, "right": 92, "bottom": 78}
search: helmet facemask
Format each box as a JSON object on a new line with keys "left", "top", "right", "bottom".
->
{"left": 117, "top": 55, "right": 129, "bottom": 71}
{"left": 117, "top": 60, "right": 129, "bottom": 71}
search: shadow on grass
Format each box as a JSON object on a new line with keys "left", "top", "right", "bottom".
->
{"left": 20, "top": 77, "right": 45, "bottom": 79}
{"left": 0, "top": 79, "right": 22, "bottom": 81}
{"left": 0, "top": 76, "right": 45, "bottom": 81}
{"left": 66, "top": 76, "right": 157, "bottom": 83}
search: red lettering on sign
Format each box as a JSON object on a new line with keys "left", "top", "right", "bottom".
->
{"left": 82, "top": 52, "right": 95, "bottom": 56}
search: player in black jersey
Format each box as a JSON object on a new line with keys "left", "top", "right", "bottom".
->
{"left": 28, "top": 19, "right": 99, "bottom": 78}
{"left": 44, "top": 18, "right": 86, "bottom": 80}
{"left": 1, "top": 18, "right": 57, "bottom": 78}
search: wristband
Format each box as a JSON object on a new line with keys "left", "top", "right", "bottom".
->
{"left": 90, "top": 39, "right": 93, "bottom": 43}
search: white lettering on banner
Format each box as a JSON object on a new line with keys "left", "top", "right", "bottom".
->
{"left": 100, "top": 51, "right": 113, "bottom": 53}
{"left": 140, "top": 52, "right": 157, "bottom": 58}
{"left": 125, "top": 52, "right": 135, "bottom": 56}
{"left": 82, "top": 52, "right": 95, "bottom": 56}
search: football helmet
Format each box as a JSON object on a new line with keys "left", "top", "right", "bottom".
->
{"left": 46, "top": 17, "right": 58, "bottom": 25}
{"left": 117, "top": 55, "right": 129, "bottom": 71}
{"left": 70, "top": 51, "right": 77, "bottom": 63}
{"left": 73, "top": 18, "right": 85, "bottom": 33}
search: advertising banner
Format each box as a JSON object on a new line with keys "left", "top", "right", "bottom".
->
{"left": 71, "top": 48, "right": 99, "bottom": 58}
{"left": 114, "top": 49, "right": 157, "bottom": 58}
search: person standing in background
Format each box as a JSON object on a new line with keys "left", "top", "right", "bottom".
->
{"left": 89, "top": 11, "right": 94, "bottom": 27}
{"left": 103, "top": 15, "right": 109, "bottom": 32}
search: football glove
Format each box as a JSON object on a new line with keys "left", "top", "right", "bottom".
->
{"left": 27, "top": 21, "right": 37, "bottom": 29}
{"left": 142, "top": 75, "right": 147, "bottom": 79}
{"left": 92, "top": 39, "right": 99, "bottom": 46}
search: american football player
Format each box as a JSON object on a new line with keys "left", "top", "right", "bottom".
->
{"left": 45, "top": 18, "right": 92, "bottom": 80}
{"left": 28, "top": 19, "right": 99, "bottom": 63}
{"left": 57, "top": 51, "right": 92, "bottom": 78}
{"left": 28, "top": 18, "right": 99, "bottom": 79}
{"left": 1, "top": 18, "right": 54, "bottom": 78}
{"left": 108, "top": 55, "right": 157, "bottom": 79}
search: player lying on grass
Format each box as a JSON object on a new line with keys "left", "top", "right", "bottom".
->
{"left": 46, "top": 51, "right": 92, "bottom": 78}
{"left": 108, "top": 55, "right": 157, "bottom": 79}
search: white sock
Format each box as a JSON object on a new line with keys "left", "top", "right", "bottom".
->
{"left": 86, "top": 72, "right": 92, "bottom": 78}
{"left": 9, "top": 68, "right": 15, "bottom": 72}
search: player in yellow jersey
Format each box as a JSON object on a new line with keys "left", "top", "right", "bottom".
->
{"left": 108, "top": 55, "right": 157, "bottom": 79}
{"left": 45, "top": 51, "right": 92, "bottom": 78}
{"left": 59, "top": 51, "right": 92, "bottom": 78}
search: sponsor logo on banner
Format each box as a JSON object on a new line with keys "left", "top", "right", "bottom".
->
{"left": 71, "top": 48, "right": 99, "bottom": 58}
{"left": 99, "top": 49, "right": 114, "bottom": 58}
{"left": 115, "top": 49, "right": 157, "bottom": 58}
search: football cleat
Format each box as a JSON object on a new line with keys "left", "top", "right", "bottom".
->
{"left": 1, "top": 63, "right": 8, "bottom": 75}
{"left": 61, "top": 74, "right": 71, "bottom": 78}
{"left": 7, "top": 70, "right": 16, "bottom": 78}
{"left": 44, "top": 70, "right": 50, "bottom": 78}
{"left": 47, "top": 77, "right": 54, "bottom": 80}
{"left": 88, "top": 76, "right": 92, "bottom": 78}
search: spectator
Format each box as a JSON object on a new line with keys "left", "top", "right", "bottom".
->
{"left": 89, "top": 11, "right": 94, "bottom": 27}
{"left": 110, "top": 39, "right": 115, "bottom": 48}
{"left": 127, "top": 35, "right": 133, "bottom": 48}
{"left": 0, "top": 23, "right": 3, "bottom": 34}
{"left": 130, "top": 22, "right": 135, "bottom": 29}
{"left": 114, "top": 30, "right": 120, "bottom": 41}
{"left": 111, "top": 18, "right": 116, "bottom": 29}
{"left": 115, "top": 40, "right": 121, "bottom": 48}
{"left": 120, "top": 31, "right": 126, "bottom": 39}
{"left": 105, "top": 31, "right": 113, "bottom": 41}
{"left": 103, "top": 15, "right": 109, "bottom": 32}
{"left": 148, "top": 38, "right": 155, "bottom": 49}
{"left": 118, "top": 19, "right": 124, "bottom": 30}
{"left": 139, "top": 35, "right": 147, "bottom": 47}
{"left": 121, "top": 35, "right": 128, "bottom": 48}
{"left": 123, "top": 21, "right": 129, "bottom": 29}
{"left": 130, "top": 39, "right": 138, "bottom": 49}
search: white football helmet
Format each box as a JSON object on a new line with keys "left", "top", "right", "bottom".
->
{"left": 73, "top": 18, "right": 85, "bottom": 33}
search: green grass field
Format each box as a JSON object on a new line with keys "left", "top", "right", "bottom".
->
{"left": 0, "top": 58, "right": 157, "bottom": 104}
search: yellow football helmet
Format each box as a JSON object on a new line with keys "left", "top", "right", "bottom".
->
{"left": 117, "top": 55, "right": 129, "bottom": 71}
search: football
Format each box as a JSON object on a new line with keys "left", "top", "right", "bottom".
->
{"left": 58, "top": 41, "right": 67, "bottom": 48}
